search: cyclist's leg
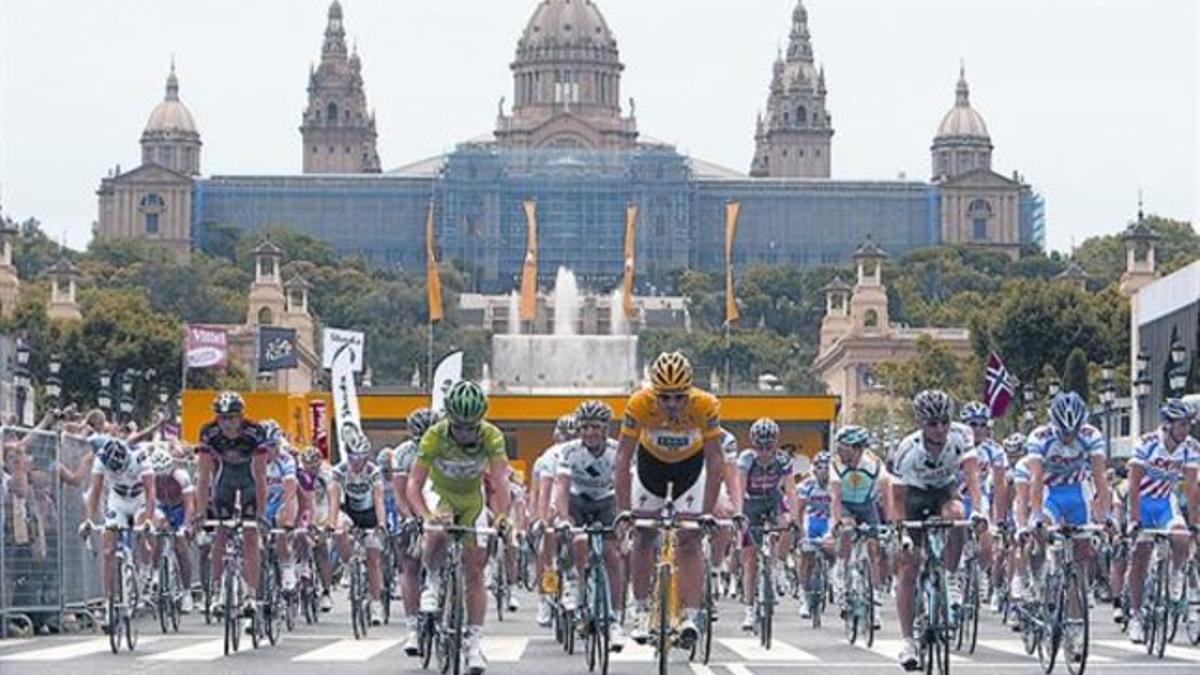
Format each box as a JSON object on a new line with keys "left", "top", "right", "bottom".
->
{"left": 629, "top": 457, "right": 667, "bottom": 607}
{"left": 674, "top": 462, "right": 709, "bottom": 611}
{"left": 462, "top": 505, "right": 490, "bottom": 626}
{"left": 940, "top": 493, "right": 966, "bottom": 574}
{"left": 567, "top": 496, "right": 589, "bottom": 580}
{"left": 167, "top": 506, "right": 193, "bottom": 588}
{"left": 359, "top": 512, "right": 384, "bottom": 601}
{"left": 400, "top": 528, "right": 421, "bottom": 617}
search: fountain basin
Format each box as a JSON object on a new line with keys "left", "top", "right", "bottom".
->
{"left": 491, "top": 334, "right": 639, "bottom": 394}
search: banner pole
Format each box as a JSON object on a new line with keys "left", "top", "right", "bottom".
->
{"left": 427, "top": 321, "right": 435, "bottom": 394}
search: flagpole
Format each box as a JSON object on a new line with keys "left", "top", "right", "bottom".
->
{"left": 427, "top": 320, "right": 435, "bottom": 394}
{"left": 251, "top": 327, "right": 259, "bottom": 393}
{"left": 724, "top": 321, "right": 732, "bottom": 395}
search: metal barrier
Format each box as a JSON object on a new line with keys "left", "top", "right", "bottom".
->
{"left": 1, "top": 427, "right": 63, "bottom": 637}
{"left": 59, "top": 433, "right": 103, "bottom": 615}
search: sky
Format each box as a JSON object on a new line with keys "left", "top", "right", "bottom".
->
{"left": 0, "top": 0, "right": 1196, "bottom": 253}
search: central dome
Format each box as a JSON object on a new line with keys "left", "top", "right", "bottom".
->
{"left": 519, "top": 0, "right": 616, "bottom": 51}
{"left": 935, "top": 67, "right": 989, "bottom": 140}
{"left": 144, "top": 66, "right": 197, "bottom": 136}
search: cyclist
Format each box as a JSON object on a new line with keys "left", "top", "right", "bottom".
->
{"left": 330, "top": 436, "right": 388, "bottom": 626}
{"left": 1108, "top": 462, "right": 1131, "bottom": 624}
{"left": 615, "top": 351, "right": 725, "bottom": 646}
{"left": 394, "top": 406, "right": 437, "bottom": 655}
{"left": 79, "top": 436, "right": 157, "bottom": 627}
{"left": 735, "top": 417, "right": 798, "bottom": 629}
{"left": 194, "top": 391, "right": 271, "bottom": 628}
{"left": 149, "top": 446, "right": 195, "bottom": 613}
{"left": 531, "top": 413, "right": 577, "bottom": 626}
{"left": 1123, "top": 398, "right": 1199, "bottom": 644}
{"left": 959, "top": 402, "right": 1007, "bottom": 611}
{"left": 260, "top": 421, "right": 300, "bottom": 597}
{"left": 1008, "top": 437, "right": 1037, "bottom": 603}
{"left": 554, "top": 399, "right": 627, "bottom": 651}
{"left": 713, "top": 428, "right": 743, "bottom": 607}
{"left": 795, "top": 450, "right": 835, "bottom": 620}
{"left": 830, "top": 425, "right": 892, "bottom": 610}
{"left": 891, "top": 389, "right": 984, "bottom": 670}
{"left": 295, "top": 445, "right": 335, "bottom": 612}
{"left": 408, "top": 380, "right": 511, "bottom": 675}
{"left": 1025, "top": 391, "right": 1112, "bottom": 659}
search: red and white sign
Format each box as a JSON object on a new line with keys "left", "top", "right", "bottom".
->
{"left": 185, "top": 325, "right": 228, "bottom": 369}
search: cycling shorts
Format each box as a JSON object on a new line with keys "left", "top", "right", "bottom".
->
{"left": 1045, "top": 483, "right": 1090, "bottom": 526}
{"left": 1138, "top": 495, "right": 1183, "bottom": 530}
{"left": 632, "top": 446, "right": 706, "bottom": 517}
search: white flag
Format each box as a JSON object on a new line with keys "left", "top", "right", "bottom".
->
{"left": 430, "top": 351, "right": 464, "bottom": 416}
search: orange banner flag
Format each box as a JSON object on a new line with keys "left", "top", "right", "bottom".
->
{"left": 724, "top": 200, "right": 741, "bottom": 325}
{"left": 425, "top": 202, "right": 443, "bottom": 324}
{"left": 520, "top": 199, "right": 539, "bottom": 322}
{"left": 623, "top": 203, "right": 638, "bottom": 321}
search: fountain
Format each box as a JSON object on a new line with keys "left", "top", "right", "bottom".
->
{"left": 610, "top": 286, "right": 629, "bottom": 335}
{"left": 490, "top": 267, "right": 638, "bottom": 394}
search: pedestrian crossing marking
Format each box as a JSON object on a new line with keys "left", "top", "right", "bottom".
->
{"left": 142, "top": 639, "right": 225, "bottom": 661}
{"left": 0, "top": 637, "right": 154, "bottom": 661}
{"left": 1095, "top": 640, "right": 1200, "bottom": 663}
{"left": 718, "top": 638, "right": 818, "bottom": 661}
{"left": 292, "top": 638, "right": 399, "bottom": 661}
{"left": 609, "top": 641, "right": 655, "bottom": 662}
{"left": 482, "top": 636, "right": 529, "bottom": 662}
{"left": 975, "top": 639, "right": 1113, "bottom": 662}
{"left": 861, "top": 639, "right": 967, "bottom": 663}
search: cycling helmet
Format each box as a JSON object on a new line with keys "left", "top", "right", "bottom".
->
{"left": 298, "top": 446, "right": 322, "bottom": 467}
{"left": 650, "top": 351, "right": 693, "bottom": 393}
{"left": 812, "top": 451, "right": 833, "bottom": 469}
{"left": 835, "top": 425, "right": 871, "bottom": 449}
{"left": 749, "top": 417, "right": 780, "bottom": 448}
{"left": 406, "top": 407, "right": 437, "bottom": 439}
{"left": 555, "top": 413, "right": 579, "bottom": 438}
{"left": 150, "top": 447, "right": 174, "bottom": 475}
{"left": 1048, "top": 391, "right": 1089, "bottom": 438}
{"left": 99, "top": 437, "right": 132, "bottom": 473}
{"left": 213, "top": 391, "right": 244, "bottom": 415}
{"left": 959, "top": 401, "right": 991, "bottom": 424}
{"left": 575, "top": 400, "right": 613, "bottom": 425}
{"left": 1003, "top": 432, "right": 1025, "bottom": 456}
{"left": 1160, "top": 398, "right": 1195, "bottom": 423}
{"left": 444, "top": 380, "right": 488, "bottom": 425}
{"left": 261, "top": 420, "right": 284, "bottom": 447}
{"left": 912, "top": 389, "right": 955, "bottom": 424}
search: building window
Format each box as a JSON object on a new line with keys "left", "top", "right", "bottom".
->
{"left": 968, "top": 198, "right": 992, "bottom": 241}
{"left": 798, "top": 148, "right": 804, "bottom": 157}
{"left": 554, "top": 70, "right": 579, "bottom": 104}
{"left": 258, "top": 307, "right": 274, "bottom": 325}
{"left": 796, "top": 106, "right": 806, "bottom": 126}
{"left": 326, "top": 102, "right": 338, "bottom": 124}
{"left": 144, "top": 213, "right": 159, "bottom": 234}
{"left": 864, "top": 309, "right": 879, "bottom": 328}
{"left": 138, "top": 193, "right": 165, "bottom": 235}
{"left": 815, "top": 148, "right": 821, "bottom": 157}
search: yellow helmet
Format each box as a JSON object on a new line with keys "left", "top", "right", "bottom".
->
{"left": 510, "top": 468, "right": 526, "bottom": 485}
{"left": 650, "top": 351, "right": 693, "bottom": 393}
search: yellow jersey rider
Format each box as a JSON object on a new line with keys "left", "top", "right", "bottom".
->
{"left": 615, "top": 351, "right": 725, "bottom": 645}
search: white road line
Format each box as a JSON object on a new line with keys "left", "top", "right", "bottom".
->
{"left": 859, "top": 639, "right": 967, "bottom": 663}
{"left": 0, "top": 639, "right": 35, "bottom": 650}
{"left": 718, "top": 637, "right": 819, "bottom": 661}
{"left": 725, "top": 664, "right": 755, "bottom": 675}
{"left": 292, "top": 638, "right": 399, "bottom": 661}
{"left": 0, "top": 637, "right": 145, "bottom": 661}
{"left": 609, "top": 641, "right": 655, "bottom": 662}
{"left": 689, "top": 663, "right": 719, "bottom": 675}
{"left": 141, "top": 639, "right": 225, "bottom": 661}
{"left": 483, "top": 636, "right": 529, "bottom": 662}
{"left": 974, "top": 638, "right": 1113, "bottom": 662}
{"left": 1095, "top": 639, "right": 1200, "bottom": 663}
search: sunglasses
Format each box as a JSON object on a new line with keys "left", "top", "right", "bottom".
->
{"left": 967, "top": 421, "right": 988, "bottom": 428}
{"left": 658, "top": 392, "right": 688, "bottom": 404}
{"left": 450, "top": 422, "right": 481, "bottom": 435}
{"left": 218, "top": 414, "right": 241, "bottom": 423}
{"left": 923, "top": 419, "right": 950, "bottom": 428}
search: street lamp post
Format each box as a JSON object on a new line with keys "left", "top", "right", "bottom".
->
{"left": 119, "top": 369, "right": 135, "bottom": 424}
{"left": 1022, "top": 381, "right": 1036, "bottom": 433}
{"left": 1048, "top": 376, "right": 1062, "bottom": 399}
{"left": 45, "top": 353, "right": 63, "bottom": 411}
{"left": 1100, "top": 360, "right": 1116, "bottom": 460}
{"left": 98, "top": 369, "right": 113, "bottom": 414}
{"left": 14, "top": 337, "right": 31, "bottom": 426}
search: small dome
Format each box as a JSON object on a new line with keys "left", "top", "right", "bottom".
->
{"left": 519, "top": 0, "right": 616, "bottom": 50}
{"left": 935, "top": 66, "right": 989, "bottom": 140}
{"left": 144, "top": 64, "right": 197, "bottom": 134}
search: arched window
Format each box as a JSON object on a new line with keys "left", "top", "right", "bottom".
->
{"left": 864, "top": 309, "right": 879, "bottom": 328}
{"left": 326, "top": 102, "right": 338, "bottom": 125}
{"left": 258, "top": 307, "right": 274, "bottom": 325}
{"left": 138, "top": 193, "right": 165, "bottom": 235}
{"left": 968, "top": 199, "right": 993, "bottom": 241}
{"left": 796, "top": 106, "right": 807, "bottom": 125}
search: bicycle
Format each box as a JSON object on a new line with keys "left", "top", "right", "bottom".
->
{"left": 425, "top": 523, "right": 498, "bottom": 675}
{"left": 1035, "top": 523, "right": 1103, "bottom": 675}
{"left": 746, "top": 519, "right": 788, "bottom": 648}
{"left": 902, "top": 518, "right": 970, "bottom": 675}
{"left": 152, "top": 526, "right": 183, "bottom": 634}
{"left": 296, "top": 526, "right": 323, "bottom": 625}
{"left": 552, "top": 524, "right": 578, "bottom": 654}
{"left": 84, "top": 522, "right": 147, "bottom": 653}
{"left": 563, "top": 522, "right": 619, "bottom": 675}
{"left": 381, "top": 528, "right": 401, "bottom": 626}
{"left": 203, "top": 512, "right": 261, "bottom": 655}
{"left": 261, "top": 527, "right": 293, "bottom": 644}
{"left": 954, "top": 524, "right": 982, "bottom": 654}
{"left": 515, "top": 529, "right": 537, "bottom": 592}
{"left": 1185, "top": 536, "right": 1200, "bottom": 645}
{"left": 345, "top": 526, "right": 376, "bottom": 639}
{"left": 799, "top": 534, "right": 830, "bottom": 628}
{"left": 842, "top": 524, "right": 888, "bottom": 647}
{"left": 487, "top": 529, "right": 511, "bottom": 622}
{"left": 1136, "top": 528, "right": 1187, "bottom": 658}
{"left": 196, "top": 528, "right": 214, "bottom": 625}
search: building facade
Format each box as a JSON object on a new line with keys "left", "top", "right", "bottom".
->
{"left": 102, "top": 0, "right": 1045, "bottom": 287}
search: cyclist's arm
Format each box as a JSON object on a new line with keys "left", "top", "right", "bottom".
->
{"left": 372, "top": 479, "right": 386, "bottom": 528}
{"left": 536, "top": 473, "right": 555, "bottom": 523}
{"left": 735, "top": 466, "right": 749, "bottom": 515}
{"left": 890, "top": 482, "right": 907, "bottom": 525}
{"left": 615, "top": 434, "right": 636, "bottom": 512}
{"left": 84, "top": 473, "right": 104, "bottom": 524}
{"left": 1090, "top": 454, "right": 1112, "bottom": 522}
{"left": 486, "top": 457, "right": 511, "bottom": 522}
{"left": 1014, "top": 481, "right": 1030, "bottom": 529}
{"left": 328, "top": 481, "right": 344, "bottom": 526}
{"left": 990, "top": 463, "right": 1006, "bottom": 525}
{"left": 183, "top": 481, "right": 195, "bottom": 526}
{"left": 1127, "top": 463, "right": 1144, "bottom": 524}
{"left": 554, "top": 472, "right": 571, "bottom": 525}
{"left": 281, "top": 475, "right": 298, "bottom": 527}
{"left": 142, "top": 473, "right": 157, "bottom": 522}
{"left": 527, "top": 472, "right": 541, "bottom": 522}
{"left": 405, "top": 462, "right": 431, "bottom": 521}
{"left": 1185, "top": 466, "right": 1200, "bottom": 529}
{"left": 794, "top": 493, "right": 808, "bottom": 538}
{"left": 878, "top": 471, "right": 896, "bottom": 522}
{"left": 393, "top": 471, "right": 412, "bottom": 518}
{"left": 701, "top": 435, "right": 723, "bottom": 513}
{"left": 782, "top": 474, "right": 799, "bottom": 526}
{"left": 252, "top": 452, "right": 269, "bottom": 521}
{"left": 829, "top": 479, "right": 844, "bottom": 524}
{"left": 195, "top": 452, "right": 213, "bottom": 519}
{"left": 961, "top": 456, "right": 985, "bottom": 518}
{"left": 1028, "top": 458, "right": 1045, "bottom": 523}
{"left": 724, "top": 457, "right": 743, "bottom": 514}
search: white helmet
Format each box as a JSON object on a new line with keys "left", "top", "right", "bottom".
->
{"left": 150, "top": 448, "right": 175, "bottom": 475}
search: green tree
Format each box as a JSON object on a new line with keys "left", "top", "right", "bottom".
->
{"left": 1062, "top": 347, "right": 1090, "bottom": 403}
{"left": 874, "top": 335, "right": 972, "bottom": 402}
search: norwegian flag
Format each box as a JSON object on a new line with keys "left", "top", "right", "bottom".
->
{"left": 983, "top": 352, "right": 1017, "bottom": 418}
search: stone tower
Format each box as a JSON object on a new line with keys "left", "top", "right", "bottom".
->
{"left": 0, "top": 206, "right": 20, "bottom": 319}
{"left": 495, "top": 0, "right": 637, "bottom": 149}
{"left": 1119, "top": 202, "right": 1160, "bottom": 297}
{"left": 931, "top": 65, "right": 992, "bottom": 181}
{"left": 300, "top": 1, "right": 381, "bottom": 173}
{"left": 849, "top": 237, "right": 888, "bottom": 334}
{"left": 750, "top": 1, "right": 833, "bottom": 178}
{"left": 818, "top": 276, "right": 852, "bottom": 355}
{"left": 141, "top": 60, "right": 202, "bottom": 175}
{"left": 248, "top": 239, "right": 287, "bottom": 327}
{"left": 46, "top": 258, "right": 82, "bottom": 322}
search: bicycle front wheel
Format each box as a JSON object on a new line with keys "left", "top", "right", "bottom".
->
{"left": 1064, "top": 571, "right": 1090, "bottom": 675}
{"left": 123, "top": 563, "right": 140, "bottom": 651}
{"left": 107, "top": 592, "right": 120, "bottom": 654}
{"left": 656, "top": 564, "right": 671, "bottom": 675}
{"left": 1186, "top": 560, "right": 1200, "bottom": 645}
{"left": 1038, "top": 578, "right": 1062, "bottom": 674}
